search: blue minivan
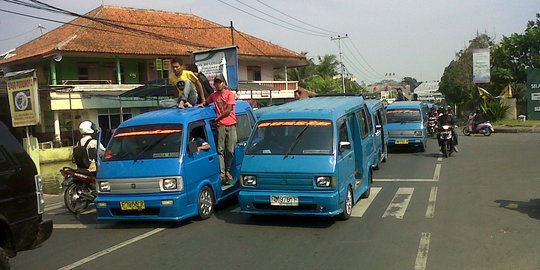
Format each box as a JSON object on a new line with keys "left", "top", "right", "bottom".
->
{"left": 239, "top": 96, "right": 376, "bottom": 220}
{"left": 95, "top": 101, "right": 256, "bottom": 221}
{"left": 386, "top": 101, "right": 428, "bottom": 152}
{"left": 365, "top": 99, "right": 388, "bottom": 169}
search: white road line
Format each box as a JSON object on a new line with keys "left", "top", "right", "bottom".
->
{"left": 45, "top": 204, "right": 64, "bottom": 212}
{"left": 425, "top": 187, "right": 438, "bottom": 218}
{"left": 432, "top": 164, "right": 441, "bottom": 182}
{"left": 437, "top": 156, "right": 443, "bottom": 162}
{"left": 351, "top": 187, "right": 382, "bottom": 217}
{"left": 382, "top": 187, "right": 414, "bottom": 219}
{"left": 414, "top": 232, "right": 431, "bottom": 270}
{"left": 54, "top": 224, "right": 90, "bottom": 229}
{"left": 374, "top": 179, "right": 436, "bottom": 182}
{"left": 58, "top": 228, "right": 166, "bottom": 270}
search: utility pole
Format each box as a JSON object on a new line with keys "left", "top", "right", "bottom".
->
{"left": 230, "top": 21, "right": 235, "bottom": 45}
{"left": 331, "top": 34, "right": 348, "bottom": 93}
{"left": 37, "top": 24, "right": 45, "bottom": 35}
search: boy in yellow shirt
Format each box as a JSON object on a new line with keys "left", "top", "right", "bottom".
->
{"left": 168, "top": 58, "right": 206, "bottom": 108}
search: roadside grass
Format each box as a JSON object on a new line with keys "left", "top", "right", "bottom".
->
{"left": 493, "top": 119, "right": 540, "bottom": 127}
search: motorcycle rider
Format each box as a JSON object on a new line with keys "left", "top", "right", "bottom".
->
{"left": 77, "top": 120, "right": 105, "bottom": 174}
{"left": 472, "top": 109, "right": 484, "bottom": 131}
{"left": 437, "top": 107, "right": 459, "bottom": 152}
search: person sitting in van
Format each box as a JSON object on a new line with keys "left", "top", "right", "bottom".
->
{"left": 169, "top": 58, "right": 206, "bottom": 109}
{"left": 189, "top": 129, "right": 211, "bottom": 154}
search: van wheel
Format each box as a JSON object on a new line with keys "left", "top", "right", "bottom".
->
{"left": 361, "top": 170, "right": 372, "bottom": 199}
{"left": 197, "top": 186, "right": 214, "bottom": 220}
{"left": 0, "top": 247, "right": 10, "bottom": 270}
{"left": 336, "top": 187, "right": 353, "bottom": 221}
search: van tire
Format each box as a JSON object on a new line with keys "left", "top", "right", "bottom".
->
{"left": 197, "top": 186, "right": 214, "bottom": 220}
{"left": 336, "top": 187, "right": 353, "bottom": 221}
{"left": 361, "top": 170, "right": 372, "bottom": 199}
{"left": 0, "top": 247, "right": 10, "bottom": 270}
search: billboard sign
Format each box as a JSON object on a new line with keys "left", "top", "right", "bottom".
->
{"left": 473, "top": 48, "right": 490, "bottom": 83}
{"left": 7, "top": 70, "right": 40, "bottom": 127}
{"left": 527, "top": 68, "right": 540, "bottom": 120}
{"left": 193, "top": 46, "right": 239, "bottom": 90}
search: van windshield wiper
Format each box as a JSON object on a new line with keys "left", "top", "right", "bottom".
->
{"left": 133, "top": 132, "right": 174, "bottom": 162}
{"left": 283, "top": 125, "right": 310, "bottom": 159}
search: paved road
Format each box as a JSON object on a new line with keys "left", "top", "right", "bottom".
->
{"left": 10, "top": 133, "right": 540, "bottom": 270}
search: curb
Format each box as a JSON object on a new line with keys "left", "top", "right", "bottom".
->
{"left": 494, "top": 127, "right": 540, "bottom": 133}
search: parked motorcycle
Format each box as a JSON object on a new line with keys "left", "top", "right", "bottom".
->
{"left": 463, "top": 114, "right": 494, "bottom": 136}
{"left": 60, "top": 167, "right": 96, "bottom": 214}
{"left": 437, "top": 125, "right": 454, "bottom": 158}
{"left": 427, "top": 116, "right": 438, "bottom": 137}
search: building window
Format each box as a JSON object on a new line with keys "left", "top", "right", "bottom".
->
{"left": 77, "top": 63, "right": 99, "bottom": 83}
{"left": 247, "top": 66, "right": 261, "bottom": 81}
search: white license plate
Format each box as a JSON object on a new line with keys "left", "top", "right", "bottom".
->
{"left": 270, "top": 195, "right": 299, "bottom": 206}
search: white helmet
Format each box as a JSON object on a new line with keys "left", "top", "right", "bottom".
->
{"left": 79, "top": 120, "right": 96, "bottom": 135}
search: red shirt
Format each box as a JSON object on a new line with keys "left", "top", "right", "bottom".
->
{"left": 207, "top": 90, "right": 237, "bottom": 126}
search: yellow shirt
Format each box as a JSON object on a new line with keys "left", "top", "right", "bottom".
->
{"left": 168, "top": 70, "right": 199, "bottom": 97}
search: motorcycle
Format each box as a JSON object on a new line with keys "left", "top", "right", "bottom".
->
{"left": 60, "top": 167, "right": 96, "bottom": 214}
{"left": 463, "top": 114, "right": 494, "bottom": 136}
{"left": 437, "top": 125, "right": 454, "bottom": 158}
{"left": 427, "top": 115, "right": 438, "bottom": 137}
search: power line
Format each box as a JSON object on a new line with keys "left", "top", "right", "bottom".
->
{"left": 341, "top": 41, "right": 380, "bottom": 79}
{"left": 345, "top": 38, "right": 383, "bottom": 78}
{"left": 0, "top": 26, "right": 39, "bottom": 41}
{"left": 233, "top": 0, "right": 332, "bottom": 36}
{"left": 215, "top": 0, "right": 328, "bottom": 37}
{"left": 254, "top": 0, "right": 345, "bottom": 36}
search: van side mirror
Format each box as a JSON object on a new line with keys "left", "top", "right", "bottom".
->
{"left": 375, "top": 124, "right": 382, "bottom": 131}
{"left": 339, "top": 141, "right": 351, "bottom": 152}
{"left": 188, "top": 140, "right": 198, "bottom": 156}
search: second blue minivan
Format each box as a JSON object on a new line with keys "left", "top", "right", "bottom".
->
{"left": 365, "top": 99, "right": 388, "bottom": 169}
{"left": 386, "top": 101, "right": 428, "bottom": 152}
{"left": 239, "top": 96, "right": 376, "bottom": 220}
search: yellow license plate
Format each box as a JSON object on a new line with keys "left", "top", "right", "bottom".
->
{"left": 395, "top": 140, "right": 409, "bottom": 144}
{"left": 120, "top": 200, "right": 145, "bottom": 210}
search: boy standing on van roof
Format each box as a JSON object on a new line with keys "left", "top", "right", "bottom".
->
{"left": 169, "top": 58, "right": 206, "bottom": 109}
{"left": 198, "top": 74, "right": 237, "bottom": 183}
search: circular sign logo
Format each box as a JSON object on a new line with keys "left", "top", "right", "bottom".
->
{"left": 14, "top": 91, "right": 29, "bottom": 111}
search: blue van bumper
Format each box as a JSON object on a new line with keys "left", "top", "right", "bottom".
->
{"left": 388, "top": 137, "right": 425, "bottom": 147}
{"left": 95, "top": 192, "right": 195, "bottom": 221}
{"left": 239, "top": 190, "right": 342, "bottom": 216}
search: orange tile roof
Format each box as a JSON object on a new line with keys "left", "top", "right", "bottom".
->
{"left": 0, "top": 5, "right": 307, "bottom": 65}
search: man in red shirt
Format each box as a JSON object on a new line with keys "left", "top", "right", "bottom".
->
{"left": 198, "top": 74, "right": 237, "bottom": 183}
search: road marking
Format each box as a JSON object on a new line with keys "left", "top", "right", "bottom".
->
{"left": 425, "top": 187, "right": 438, "bottom": 218}
{"left": 414, "top": 232, "right": 431, "bottom": 270}
{"left": 54, "top": 224, "right": 90, "bottom": 229}
{"left": 374, "top": 179, "right": 436, "bottom": 182}
{"left": 437, "top": 156, "right": 443, "bottom": 162}
{"left": 351, "top": 187, "right": 382, "bottom": 217}
{"left": 382, "top": 187, "right": 414, "bottom": 219}
{"left": 58, "top": 228, "right": 166, "bottom": 270}
{"left": 432, "top": 164, "right": 441, "bottom": 182}
{"left": 45, "top": 202, "right": 64, "bottom": 212}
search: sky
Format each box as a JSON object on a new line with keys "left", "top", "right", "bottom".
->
{"left": 0, "top": 0, "right": 538, "bottom": 84}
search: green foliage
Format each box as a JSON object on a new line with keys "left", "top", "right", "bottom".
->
{"left": 480, "top": 101, "right": 510, "bottom": 122}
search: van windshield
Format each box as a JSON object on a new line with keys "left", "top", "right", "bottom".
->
{"left": 246, "top": 120, "right": 333, "bottom": 155}
{"left": 103, "top": 124, "right": 183, "bottom": 161}
{"left": 386, "top": 109, "right": 421, "bottom": 123}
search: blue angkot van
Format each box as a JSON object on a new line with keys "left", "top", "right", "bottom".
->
{"left": 95, "top": 101, "right": 256, "bottom": 221}
{"left": 239, "top": 96, "right": 376, "bottom": 220}
{"left": 386, "top": 101, "right": 428, "bottom": 152}
{"left": 365, "top": 99, "right": 389, "bottom": 169}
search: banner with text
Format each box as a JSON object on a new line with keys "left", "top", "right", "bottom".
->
{"left": 7, "top": 71, "right": 40, "bottom": 127}
{"left": 194, "top": 46, "right": 239, "bottom": 90}
{"left": 473, "top": 48, "right": 490, "bottom": 83}
{"left": 527, "top": 68, "right": 540, "bottom": 120}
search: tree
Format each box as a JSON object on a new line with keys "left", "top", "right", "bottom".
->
{"left": 402, "top": 77, "right": 419, "bottom": 91}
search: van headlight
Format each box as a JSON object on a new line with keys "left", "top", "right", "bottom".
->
{"left": 316, "top": 176, "right": 331, "bottom": 187}
{"left": 414, "top": 130, "right": 423, "bottom": 137}
{"left": 160, "top": 177, "right": 183, "bottom": 191}
{"left": 99, "top": 181, "right": 111, "bottom": 192}
{"left": 242, "top": 175, "right": 257, "bottom": 186}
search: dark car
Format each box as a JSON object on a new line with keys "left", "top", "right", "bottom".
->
{"left": 0, "top": 121, "right": 53, "bottom": 269}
